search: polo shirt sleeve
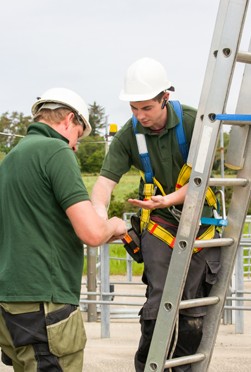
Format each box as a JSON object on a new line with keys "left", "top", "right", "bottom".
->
{"left": 100, "top": 133, "right": 133, "bottom": 183}
{"left": 45, "top": 146, "right": 90, "bottom": 210}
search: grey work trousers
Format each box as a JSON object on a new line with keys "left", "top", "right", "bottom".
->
{"left": 135, "top": 225, "right": 221, "bottom": 372}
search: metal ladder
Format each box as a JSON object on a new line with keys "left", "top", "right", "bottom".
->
{"left": 144, "top": 0, "right": 251, "bottom": 371}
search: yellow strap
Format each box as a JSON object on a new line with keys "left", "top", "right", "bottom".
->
{"left": 147, "top": 220, "right": 215, "bottom": 254}
{"left": 140, "top": 181, "right": 155, "bottom": 231}
{"left": 148, "top": 220, "right": 175, "bottom": 247}
{"left": 140, "top": 171, "right": 166, "bottom": 196}
{"left": 176, "top": 164, "right": 217, "bottom": 209}
{"left": 139, "top": 164, "right": 217, "bottom": 232}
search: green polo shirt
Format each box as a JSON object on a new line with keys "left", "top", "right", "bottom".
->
{"left": 0, "top": 122, "right": 89, "bottom": 305}
{"left": 101, "top": 103, "right": 212, "bottom": 223}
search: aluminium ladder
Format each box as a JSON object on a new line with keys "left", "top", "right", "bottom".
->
{"left": 144, "top": 0, "right": 251, "bottom": 371}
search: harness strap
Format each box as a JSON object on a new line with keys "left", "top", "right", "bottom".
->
{"left": 176, "top": 164, "right": 217, "bottom": 209}
{"left": 169, "top": 100, "right": 188, "bottom": 162}
{"left": 140, "top": 182, "right": 156, "bottom": 231}
{"left": 147, "top": 220, "right": 215, "bottom": 253}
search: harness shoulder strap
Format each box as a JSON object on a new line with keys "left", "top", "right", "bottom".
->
{"left": 169, "top": 100, "right": 189, "bottom": 162}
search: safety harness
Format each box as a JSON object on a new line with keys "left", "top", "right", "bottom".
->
{"left": 132, "top": 100, "right": 226, "bottom": 254}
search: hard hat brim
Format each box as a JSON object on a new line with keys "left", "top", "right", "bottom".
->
{"left": 119, "top": 85, "right": 175, "bottom": 102}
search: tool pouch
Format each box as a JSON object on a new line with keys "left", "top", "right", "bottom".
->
{"left": 122, "top": 215, "right": 143, "bottom": 263}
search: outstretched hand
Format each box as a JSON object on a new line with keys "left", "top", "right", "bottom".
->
{"left": 128, "top": 195, "right": 168, "bottom": 210}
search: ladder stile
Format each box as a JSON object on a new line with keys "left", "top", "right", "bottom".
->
{"left": 187, "top": 0, "right": 232, "bottom": 167}
{"left": 144, "top": 1, "right": 251, "bottom": 371}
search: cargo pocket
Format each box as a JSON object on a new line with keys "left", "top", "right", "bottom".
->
{"left": 45, "top": 305, "right": 86, "bottom": 357}
{"left": 1, "top": 303, "right": 47, "bottom": 347}
{"left": 205, "top": 260, "right": 221, "bottom": 285}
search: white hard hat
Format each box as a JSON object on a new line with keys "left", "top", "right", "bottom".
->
{"left": 32, "top": 87, "right": 92, "bottom": 137}
{"left": 119, "top": 57, "right": 174, "bottom": 102}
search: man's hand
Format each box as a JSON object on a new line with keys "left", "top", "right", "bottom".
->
{"left": 128, "top": 195, "right": 169, "bottom": 210}
{"left": 107, "top": 217, "right": 127, "bottom": 242}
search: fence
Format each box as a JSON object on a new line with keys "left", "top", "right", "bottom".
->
{"left": 80, "top": 216, "right": 251, "bottom": 337}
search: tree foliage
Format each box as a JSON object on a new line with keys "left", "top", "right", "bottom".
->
{"left": 89, "top": 101, "right": 106, "bottom": 137}
{"left": 0, "top": 112, "right": 32, "bottom": 152}
{"left": 77, "top": 101, "right": 107, "bottom": 172}
{"left": 77, "top": 135, "right": 106, "bottom": 173}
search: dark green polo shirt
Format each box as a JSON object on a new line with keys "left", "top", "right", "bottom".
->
{"left": 0, "top": 122, "right": 89, "bottom": 304}
{"left": 101, "top": 103, "right": 212, "bottom": 223}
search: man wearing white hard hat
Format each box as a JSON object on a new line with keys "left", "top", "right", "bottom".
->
{"left": 92, "top": 58, "right": 221, "bottom": 371}
{"left": 0, "top": 87, "right": 127, "bottom": 371}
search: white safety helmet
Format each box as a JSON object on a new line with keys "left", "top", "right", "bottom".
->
{"left": 32, "top": 87, "right": 92, "bottom": 137}
{"left": 119, "top": 57, "right": 174, "bottom": 102}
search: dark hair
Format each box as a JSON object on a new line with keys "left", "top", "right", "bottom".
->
{"left": 153, "top": 92, "right": 165, "bottom": 102}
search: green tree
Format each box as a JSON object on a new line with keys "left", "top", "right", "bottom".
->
{"left": 76, "top": 102, "right": 108, "bottom": 173}
{"left": 88, "top": 102, "right": 106, "bottom": 136}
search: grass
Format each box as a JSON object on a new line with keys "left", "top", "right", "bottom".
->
{"left": 83, "top": 244, "right": 144, "bottom": 276}
{"left": 82, "top": 172, "right": 140, "bottom": 201}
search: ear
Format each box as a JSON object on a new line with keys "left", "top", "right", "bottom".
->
{"left": 163, "top": 92, "right": 170, "bottom": 101}
{"left": 64, "top": 112, "right": 75, "bottom": 129}
{"left": 161, "top": 92, "right": 170, "bottom": 109}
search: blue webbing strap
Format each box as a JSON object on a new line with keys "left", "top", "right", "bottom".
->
{"left": 201, "top": 217, "right": 228, "bottom": 227}
{"left": 169, "top": 100, "right": 189, "bottom": 162}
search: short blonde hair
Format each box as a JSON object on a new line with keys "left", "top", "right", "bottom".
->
{"left": 33, "top": 107, "right": 79, "bottom": 126}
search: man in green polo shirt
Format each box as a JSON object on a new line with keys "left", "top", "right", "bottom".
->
{"left": 0, "top": 87, "right": 127, "bottom": 372}
{"left": 91, "top": 58, "right": 221, "bottom": 372}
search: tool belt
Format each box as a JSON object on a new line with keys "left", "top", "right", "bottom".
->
{"left": 147, "top": 220, "right": 216, "bottom": 253}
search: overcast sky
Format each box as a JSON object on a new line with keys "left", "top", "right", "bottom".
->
{"left": 0, "top": 0, "right": 251, "bottom": 128}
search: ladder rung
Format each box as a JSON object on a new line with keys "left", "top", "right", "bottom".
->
{"left": 237, "top": 51, "right": 251, "bottom": 63}
{"left": 194, "top": 238, "right": 233, "bottom": 248}
{"left": 179, "top": 296, "right": 219, "bottom": 310}
{"left": 222, "top": 119, "right": 251, "bottom": 125}
{"left": 209, "top": 177, "right": 248, "bottom": 187}
{"left": 164, "top": 353, "right": 205, "bottom": 369}
{"left": 224, "top": 305, "right": 251, "bottom": 310}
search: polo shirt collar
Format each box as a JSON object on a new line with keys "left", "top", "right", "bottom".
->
{"left": 27, "top": 122, "right": 69, "bottom": 144}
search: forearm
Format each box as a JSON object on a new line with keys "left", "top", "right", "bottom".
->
{"left": 91, "top": 176, "right": 117, "bottom": 219}
{"left": 66, "top": 200, "right": 126, "bottom": 246}
{"left": 164, "top": 183, "right": 188, "bottom": 207}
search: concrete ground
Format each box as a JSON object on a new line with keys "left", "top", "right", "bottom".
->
{"left": 1, "top": 280, "right": 250, "bottom": 371}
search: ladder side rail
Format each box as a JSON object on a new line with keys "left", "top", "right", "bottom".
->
{"left": 194, "top": 37, "right": 251, "bottom": 365}
{"left": 144, "top": 1, "right": 249, "bottom": 370}
{"left": 192, "top": 129, "right": 251, "bottom": 371}
{"left": 187, "top": 0, "right": 230, "bottom": 167}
